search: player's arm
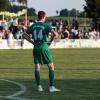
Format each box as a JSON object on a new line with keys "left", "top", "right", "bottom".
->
{"left": 22, "top": 26, "right": 34, "bottom": 45}
{"left": 22, "top": 33, "right": 34, "bottom": 45}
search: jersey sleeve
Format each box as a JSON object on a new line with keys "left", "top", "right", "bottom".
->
{"left": 26, "top": 25, "right": 33, "bottom": 34}
{"left": 46, "top": 23, "right": 52, "bottom": 34}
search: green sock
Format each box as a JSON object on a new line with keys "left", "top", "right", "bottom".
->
{"left": 35, "top": 70, "right": 41, "bottom": 86}
{"left": 49, "top": 70, "right": 55, "bottom": 86}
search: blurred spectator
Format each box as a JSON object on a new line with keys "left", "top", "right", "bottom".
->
{"left": 84, "top": 32, "right": 89, "bottom": 39}
{"left": 91, "top": 19, "right": 97, "bottom": 30}
{"left": 79, "top": 30, "right": 84, "bottom": 39}
{"left": 61, "top": 27, "right": 70, "bottom": 39}
{"left": 89, "top": 29, "right": 97, "bottom": 39}
{"left": 63, "top": 20, "right": 68, "bottom": 29}
{"left": 12, "top": 17, "right": 18, "bottom": 39}
{"left": 0, "top": 21, "right": 3, "bottom": 32}
{"left": 0, "top": 30, "right": 3, "bottom": 40}
{"left": 71, "top": 19, "right": 79, "bottom": 29}
{"left": 59, "top": 19, "right": 63, "bottom": 31}
{"left": 71, "top": 27, "right": 79, "bottom": 39}
{"left": 4, "top": 30, "right": 9, "bottom": 39}
{"left": 7, "top": 29, "right": 14, "bottom": 48}
{"left": 52, "top": 19, "right": 57, "bottom": 27}
{"left": 0, "top": 17, "right": 99, "bottom": 40}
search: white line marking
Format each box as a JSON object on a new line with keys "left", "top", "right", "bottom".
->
{"left": 0, "top": 79, "right": 26, "bottom": 97}
{"left": 0, "top": 79, "right": 35, "bottom": 100}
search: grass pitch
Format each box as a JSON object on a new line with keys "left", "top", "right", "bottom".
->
{"left": 0, "top": 48, "right": 100, "bottom": 100}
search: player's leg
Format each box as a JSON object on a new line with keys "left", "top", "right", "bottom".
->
{"left": 35, "top": 64, "right": 43, "bottom": 92}
{"left": 48, "top": 63, "right": 54, "bottom": 86}
{"left": 33, "top": 49, "right": 44, "bottom": 91}
{"left": 48, "top": 63, "right": 60, "bottom": 92}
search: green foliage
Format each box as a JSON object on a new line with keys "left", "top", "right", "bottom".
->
{"left": 59, "top": 8, "right": 85, "bottom": 18}
{"left": 84, "top": 0, "right": 100, "bottom": 18}
{"left": 27, "top": 8, "right": 36, "bottom": 16}
{"left": 60, "top": 9, "right": 69, "bottom": 16}
{"left": 16, "top": 0, "right": 27, "bottom": 5}
{"left": 84, "top": 0, "right": 100, "bottom": 30}
{"left": 0, "top": 0, "right": 10, "bottom": 11}
{"left": 70, "top": 9, "right": 80, "bottom": 17}
{"left": 8, "top": 5, "right": 36, "bottom": 16}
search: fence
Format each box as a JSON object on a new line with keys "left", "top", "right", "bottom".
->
{"left": 0, "top": 39, "right": 100, "bottom": 49}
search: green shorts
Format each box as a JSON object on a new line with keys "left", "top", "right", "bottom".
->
{"left": 33, "top": 48, "right": 53, "bottom": 64}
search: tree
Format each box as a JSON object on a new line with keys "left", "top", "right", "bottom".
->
{"left": 16, "top": 0, "right": 27, "bottom": 5}
{"left": 9, "top": 0, "right": 27, "bottom": 9}
{"left": 79, "top": 11, "right": 86, "bottom": 17}
{"left": 56, "top": 10, "right": 59, "bottom": 16}
{"left": 9, "top": 5, "right": 36, "bottom": 16}
{"left": 70, "top": 8, "right": 80, "bottom": 17}
{"left": 9, "top": 5, "right": 26, "bottom": 13}
{"left": 84, "top": 0, "right": 100, "bottom": 18}
{"left": 27, "top": 8, "right": 36, "bottom": 16}
{"left": 9, "top": 0, "right": 36, "bottom": 16}
{"left": 59, "top": 9, "right": 69, "bottom": 16}
{"left": 0, "top": 0, "right": 10, "bottom": 11}
{"left": 84, "top": 0, "right": 100, "bottom": 30}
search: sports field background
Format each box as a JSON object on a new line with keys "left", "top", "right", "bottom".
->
{"left": 0, "top": 48, "right": 100, "bottom": 100}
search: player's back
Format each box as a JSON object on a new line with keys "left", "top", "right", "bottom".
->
{"left": 32, "top": 22, "right": 52, "bottom": 50}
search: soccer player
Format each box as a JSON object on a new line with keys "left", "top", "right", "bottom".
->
{"left": 26, "top": 11, "right": 60, "bottom": 92}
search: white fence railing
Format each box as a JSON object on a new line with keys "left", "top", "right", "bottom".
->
{"left": 0, "top": 39, "right": 100, "bottom": 49}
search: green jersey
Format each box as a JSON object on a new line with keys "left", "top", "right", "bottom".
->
{"left": 26, "top": 22, "right": 53, "bottom": 64}
{"left": 26, "top": 22, "right": 52, "bottom": 49}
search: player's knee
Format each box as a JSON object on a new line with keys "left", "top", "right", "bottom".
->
{"left": 35, "top": 64, "right": 40, "bottom": 70}
{"left": 48, "top": 63, "right": 54, "bottom": 70}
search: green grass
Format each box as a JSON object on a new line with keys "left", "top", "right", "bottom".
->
{"left": 0, "top": 49, "right": 100, "bottom": 100}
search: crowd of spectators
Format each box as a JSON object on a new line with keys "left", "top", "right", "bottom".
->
{"left": 48, "top": 18, "right": 100, "bottom": 40}
{"left": 0, "top": 17, "right": 100, "bottom": 42}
